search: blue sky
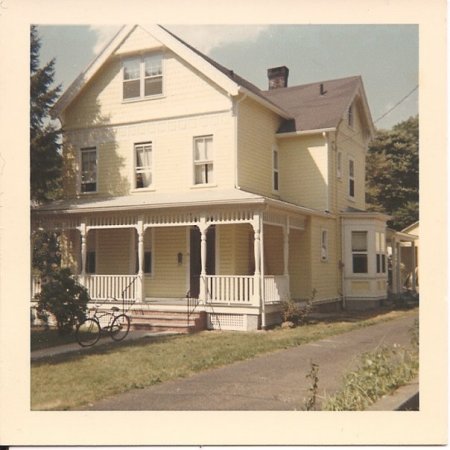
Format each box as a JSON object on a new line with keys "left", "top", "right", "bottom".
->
{"left": 37, "top": 24, "right": 418, "bottom": 130}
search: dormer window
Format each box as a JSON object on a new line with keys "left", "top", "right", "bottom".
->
{"left": 123, "top": 53, "right": 163, "bottom": 100}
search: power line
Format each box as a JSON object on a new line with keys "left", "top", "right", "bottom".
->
{"left": 374, "top": 85, "right": 418, "bottom": 124}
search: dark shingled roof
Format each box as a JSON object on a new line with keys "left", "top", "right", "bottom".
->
{"left": 262, "top": 76, "right": 362, "bottom": 133}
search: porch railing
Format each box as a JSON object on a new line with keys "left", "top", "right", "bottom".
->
{"left": 264, "top": 275, "right": 289, "bottom": 303}
{"left": 206, "top": 275, "right": 255, "bottom": 304}
{"left": 84, "top": 275, "right": 139, "bottom": 301}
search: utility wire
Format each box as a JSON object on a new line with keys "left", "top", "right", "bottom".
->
{"left": 373, "top": 85, "right": 418, "bottom": 124}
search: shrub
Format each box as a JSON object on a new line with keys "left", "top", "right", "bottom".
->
{"left": 281, "top": 290, "right": 315, "bottom": 326}
{"left": 36, "top": 268, "right": 90, "bottom": 335}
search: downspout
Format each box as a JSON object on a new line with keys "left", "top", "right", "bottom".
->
{"left": 233, "top": 93, "right": 247, "bottom": 190}
{"left": 334, "top": 119, "right": 347, "bottom": 309}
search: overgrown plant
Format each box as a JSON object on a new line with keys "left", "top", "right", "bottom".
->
{"left": 304, "top": 362, "right": 320, "bottom": 411}
{"left": 281, "top": 289, "right": 316, "bottom": 326}
{"left": 36, "top": 268, "right": 90, "bottom": 335}
{"left": 324, "top": 343, "right": 419, "bottom": 411}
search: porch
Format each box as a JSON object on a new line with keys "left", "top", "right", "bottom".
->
{"left": 31, "top": 199, "right": 308, "bottom": 330}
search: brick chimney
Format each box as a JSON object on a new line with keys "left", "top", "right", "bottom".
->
{"left": 267, "top": 66, "right": 289, "bottom": 90}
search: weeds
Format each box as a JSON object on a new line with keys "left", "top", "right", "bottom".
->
{"left": 324, "top": 343, "right": 419, "bottom": 411}
{"left": 304, "top": 362, "right": 319, "bottom": 411}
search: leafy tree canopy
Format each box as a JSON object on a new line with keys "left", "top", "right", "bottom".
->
{"left": 366, "top": 115, "right": 419, "bottom": 231}
{"left": 30, "top": 25, "right": 62, "bottom": 204}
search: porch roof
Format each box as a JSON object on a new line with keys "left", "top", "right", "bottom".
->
{"left": 32, "top": 189, "right": 330, "bottom": 218}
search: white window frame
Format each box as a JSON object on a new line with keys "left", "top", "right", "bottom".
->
{"left": 193, "top": 135, "right": 214, "bottom": 185}
{"left": 351, "top": 230, "right": 368, "bottom": 274}
{"left": 375, "top": 231, "right": 387, "bottom": 274}
{"left": 273, "top": 146, "right": 280, "bottom": 192}
{"left": 348, "top": 103, "right": 354, "bottom": 128}
{"left": 321, "top": 229, "right": 328, "bottom": 262}
{"left": 348, "top": 157, "right": 355, "bottom": 200}
{"left": 122, "top": 53, "right": 163, "bottom": 101}
{"left": 134, "top": 142, "right": 153, "bottom": 190}
{"left": 80, "top": 147, "right": 97, "bottom": 194}
{"left": 336, "top": 150, "right": 343, "bottom": 179}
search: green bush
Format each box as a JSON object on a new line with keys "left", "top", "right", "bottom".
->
{"left": 281, "top": 299, "right": 313, "bottom": 326}
{"left": 36, "top": 268, "right": 90, "bottom": 335}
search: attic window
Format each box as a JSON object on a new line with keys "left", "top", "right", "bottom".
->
{"left": 347, "top": 104, "right": 354, "bottom": 128}
{"left": 123, "top": 54, "right": 163, "bottom": 100}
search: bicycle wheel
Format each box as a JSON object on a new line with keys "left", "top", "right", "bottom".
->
{"left": 110, "top": 314, "right": 130, "bottom": 341}
{"left": 76, "top": 318, "right": 101, "bottom": 347}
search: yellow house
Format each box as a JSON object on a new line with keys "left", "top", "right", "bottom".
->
{"left": 32, "top": 24, "right": 393, "bottom": 330}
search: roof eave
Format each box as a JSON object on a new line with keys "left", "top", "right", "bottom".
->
{"left": 276, "top": 127, "right": 336, "bottom": 138}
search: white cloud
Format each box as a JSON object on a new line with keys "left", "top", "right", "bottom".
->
{"left": 88, "top": 25, "right": 269, "bottom": 57}
{"left": 167, "top": 25, "right": 270, "bottom": 54}
{"left": 89, "top": 25, "right": 122, "bottom": 55}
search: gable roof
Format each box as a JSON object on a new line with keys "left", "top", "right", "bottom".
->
{"left": 263, "top": 75, "right": 375, "bottom": 136}
{"left": 52, "top": 24, "right": 374, "bottom": 136}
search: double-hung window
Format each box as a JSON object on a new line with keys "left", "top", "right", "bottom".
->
{"left": 273, "top": 147, "right": 279, "bottom": 191}
{"left": 193, "top": 136, "right": 213, "bottom": 185}
{"left": 352, "top": 231, "right": 368, "bottom": 273}
{"left": 134, "top": 142, "right": 152, "bottom": 189}
{"left": 123, "top": 53, "right": 163, "bottom": 100}
{"left": 80, "top": 147, "right": 97, "bottom": 193}
{"left": 376, "top": 232, "right": 386, "bottom": 274}
{"left": 348, "top": 158, "right": 355, "bottom": 199}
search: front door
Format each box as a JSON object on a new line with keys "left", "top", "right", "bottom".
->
{"left": 190, "top": 226, "right": 215, "bottom": 298}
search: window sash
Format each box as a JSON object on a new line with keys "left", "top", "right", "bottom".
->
{"left": 123, "top": 54, "right": 163, "bottom": 100}
{"left": 194, "top": 136, "right": 213, "bottom": 184}
{"left": 80, "top": 148, "right": 97, "bottom": 193}
{"left": 273, "top": 148, "right": 279, "bottom": 191}
{"left": 135, "top": 143, "right": 152, "bottom": 189}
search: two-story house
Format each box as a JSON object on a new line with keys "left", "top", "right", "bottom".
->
{"left": 31, "top": 24, "right": 397, "bottom": 331}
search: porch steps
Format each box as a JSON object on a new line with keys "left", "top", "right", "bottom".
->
{"left": 128, "top": 309, "right": 207, "bottom": 334}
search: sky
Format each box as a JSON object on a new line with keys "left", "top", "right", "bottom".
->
{"left": 37, "top": 24, "right": 418, "bottom": 130}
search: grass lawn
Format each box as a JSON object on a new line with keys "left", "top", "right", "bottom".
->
{"left": 31, "top": 307, "right": 417, "bottom": 410}
{"left": 31, "top": 327, "right": 80, "bottom": 351}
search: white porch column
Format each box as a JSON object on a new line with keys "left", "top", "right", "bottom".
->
{"left": 397, "top": 242, "right": 402, "bottom": 294}
{"left": 80, "top": 222, "right": 87, "bottom": 285}
{"left": 283, "top": 218, "right": 290, "bottom": 299}
{"left": 252, "top": 214, "right": 262, "bottom": 305}
{"left": 391, "top": 237, "right": 397, "bottom": 294}
{"left": 411, "top": 240, "right": 417, "bottom": 291}
{"left": 136, "top": 218, "right": 144, "bottom": 302}
{"left": 197, "top": 216, "right": 209, "bottom": 304}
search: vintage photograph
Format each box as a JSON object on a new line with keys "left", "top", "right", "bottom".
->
{"left": 0, "top": 1, "right": 447, "bottom": 445}
{"left": 30, "top": 23, "right": 420, "bottom": 412}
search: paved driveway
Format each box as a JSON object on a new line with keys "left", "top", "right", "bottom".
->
{"left": 79, "top": 312, "right": 418, "bottom": 410}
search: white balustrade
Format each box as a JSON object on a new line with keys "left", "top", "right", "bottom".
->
{"left": 264, "top": 275, "right": 289, "bottom": 303}
{"left": 84, "top": 275, "right": 139, "bottom": 301}
{"left": 31, "top": 276, "right": 42, "bottom": 299}
{"left": 206, "top": 275, "right": 255, "bottom": 304}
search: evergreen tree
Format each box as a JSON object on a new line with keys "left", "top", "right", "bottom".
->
{"left": 30, "top": 25, "right": 62, "bottom": 203}
{"left": 366, "top": 116, "right": 419, "bottom": 230}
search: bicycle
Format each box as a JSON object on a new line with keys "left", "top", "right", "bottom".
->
{"left": 75, "top": 299, "right": 131, "bottom": 347}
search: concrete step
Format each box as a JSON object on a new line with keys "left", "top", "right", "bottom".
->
{"left": 128, "top": 310, "right": 207, "bottom": 333}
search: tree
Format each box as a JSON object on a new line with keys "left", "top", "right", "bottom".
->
{"left": 36, "top": 268, "right": 89, "bottom": 335}
{"left": 30, "top": 25, "right": 62, "bottom": 204}
{"left": 366, "top": 116, "right": 419, "bottom": 230}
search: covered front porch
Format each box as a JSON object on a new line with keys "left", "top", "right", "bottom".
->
{"left": 32, "top": 199, "right": 309, "bottom": 330}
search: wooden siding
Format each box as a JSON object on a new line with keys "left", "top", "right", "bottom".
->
{"left": 145, "top": 227, "right": 187, "bottom": 298}
{"left": 263, "top": 224, "right": 284, "bottom": 275}
{"left": 335, "top": 101, "right": 367, "bottom": 212}
{"left": 278, "top": 134, "right": 328, "bottom": 210}
{"left": 289, "top": 227, "right": 311, "bottom": 299}
{"left": 237, "top": 97, "right": 282, "bottom": 197}
{"left": 96, "top": 228, "right": 132, "bottom": 274}
{"left": 63, "top": 50, "right": 231, "bottom": 129}
{"left": 113, "top": 27, "right": 163, "bottom": 56}
{"left": 309, "top": 216, "right": 340, "bottom": 300}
